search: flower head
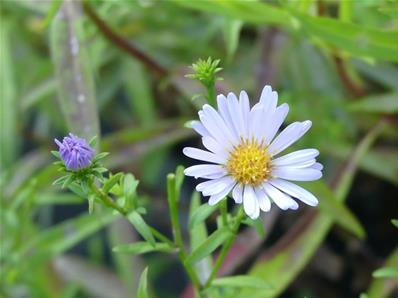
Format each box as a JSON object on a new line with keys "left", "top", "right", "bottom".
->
{"left": 183, "top": 85, "right": 323, "bottom": 219}
{"left": 55, "top": 133, "right": 95, "bottom": 171}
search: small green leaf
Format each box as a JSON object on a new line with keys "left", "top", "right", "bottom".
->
{"left": 62, "top": 175, "right": 74, "bottom": 189}
{"left": 186, "top": 227, "right": 231, "bottom": 265}
{"left": 51, "top": 150, "right": 60, "bottom": 158}
{"left": 68, "top": 182, "right": 87, "bottom": 198}
{"left": 88, "top": 135, "right": 97, "bottom": 147}
{"left": 137, "top": 267, "right": 149, "bottom": 298}
{"left": 127, "top": 211, "right": 155, "bottom": 246}
{"left": 88, "top": 194, "right": 95, "bottom": 214}
{"left": 392, "top": 219, "right": 398, "bottom": 228}
{"left": 211, "top": 275, "right": 272, "bottom": 289}
{"left": 373, "top": 267, "right": 398, "bottom": 278}
{"left": 188, "top": 203, "right": 217, "bottom": 230}
{"left": 93, "top": 152, "right": 109, "bottom": 162}
{"left": 113, "top": 241, "right": 176, "bottom": 255}
{"left": 123, "top": 174, "right": 139, "bottom": 200}
{"left": 52, "top": 175, "right": 70, "bottom": 186}
{"left": 102, "top": 172, "right": 123, "bottom": 193}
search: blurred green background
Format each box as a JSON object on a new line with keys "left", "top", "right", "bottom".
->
{"left": 1, "top": 0, "right": 397, "bottom": 298}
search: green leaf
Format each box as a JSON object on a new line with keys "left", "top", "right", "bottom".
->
{"left": 93, "top": 152, "right": 110, "bottom": 162}
{"left": 189, "top": 192, "right": 212, "bottom": 284}
{"left": 348, "top": 93, "right": 398, "bottom": 114}
{"left": 127, "top": 211, "right": 155, "bottom": 247}
{"left": 366, "top": 248, "right": 398, "bottom": 298}
{"left": 293, "top": 11, "right": 398, "bottom": 62}
{"left": 173, "top": 1, "right": 398, "bottom": 62}
{"left": 188, "top": 203, "right": 217, "bottom": 230}
{"left": 211, "top": 275, "right": 272, "bottom": 289}
{"left": 392, "top": 219, "right": 398, "bottom": 228}
{"left": 186, "top": 227, "right": 231, "bottom": 265}
{"left": 223, "top": 18, "right": 243, "bottom": 62}
{"left": 51, "top": 150, "right": 60, "bottom": 158}
{"left": 16, "top": 211, "right": 118, "bottom": 269}
{"left": 123, "top": 174, "right": 139, "bottom": 202}
{"left": 137, "top": 267, "right": 149, "bottom": 298}
{"left": 307, "top": 180, "right": 366, "bottom": 238}
{"left": 113, "top": 241, "right": 176, "bottom": 255}
{"left": 88, "top": 194, "right": 95, "bottom": 214}
{"left": 88, "top": 135, "right": 97, "bottom": 147}
{"left": 102, "top": 172, "right": 123, "bottom": 193}
{"left": 40, "top": 0, "right": 64, "bottom": 29}
{"left": 52, "top": 175, "right": 71, "bottom": 186}
{"left": 373, "top": 267, "right": 398, "bottom": 278}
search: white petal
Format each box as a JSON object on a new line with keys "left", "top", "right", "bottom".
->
{"left": 311, "top": 162, "right": 324, "bottom": 171}
{"left": 239, "top": 91, "right": 250, "bottom": 133}
{"left": 217, "top": 94, "right": 239, "bottom": 140}
{"left": 264, "top": 103, "right": 289, "bottom": 144}
{"left": 254, "top": 186, "right": 271, "bottom": 212}
{"left": 269, "top": 178, "right": 318, "bottom": 206}
{"left": 183, "top": 147, "right": 226, "bottom": 164}
{"left": 191, "top": 121, "right": 210, "bottom": 137}
{"left": 259, "top": 85, "right": 278, "bottom": 111}
{"left": 275, "top": 159, "right": 316, "bottom": 169}
{"left": 201, "top": 104, "right": 237, "bottom": 146}
{"left": 208, "top": 181, "right": 236, "bottom": 205}
{"left": 202, "top": 136, "right": 229, "bottom": 160}
{"left": 262, "top": 182, "right": 298, "bottom": 210}
{"left": 272, "top": 167, "right": 322, "bottom": 181}
{"left": 227, "top": 92, "right": 246, "bottom": 139}
{"left": 272, "top": 149, "right": 319, "bottom": 167}
{"left": 232, "top": 184, "right": 243, "bottom": 204}
{"left": 248, "top": 103, "right": 263, "bottom": 140}
{"left": 268, "top": 120, "right": 312, "bottom": 156}
{"left": 243, "top": 185, "right": 260, "bottom": 219}
{"left": 200, "top": 176, "right": 235, "bottom": 196}
{"left": 184, "top": 164, "right": 227, "bottom": 179}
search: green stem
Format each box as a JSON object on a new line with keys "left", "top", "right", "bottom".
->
{"left": 204, "top": 207, "right": 245, "bottom": 289}
{"left": 206, "top": 83, "right": 216, "bottom": 107}
{"left": 149, "top": 227, "right": 174, "bottom": 247}
{"left": 89, "top": 181, "right": 128, "bottom": 216}
{"left": 167, "top": 174, "right": 202, "bottom": 293}
{"left": 220, "top": 199, "right": 228, "bottom": 227}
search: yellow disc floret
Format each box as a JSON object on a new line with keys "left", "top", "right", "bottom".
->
{"left": 227, "top": 139, "right": 272, "bottom": 186}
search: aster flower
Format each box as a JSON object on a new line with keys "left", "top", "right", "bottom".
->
{"left": 55, "top": 133, "right": 95, "bottom": 171}
{"left": 183, "top": 85, "right": 323, "bottom": 219}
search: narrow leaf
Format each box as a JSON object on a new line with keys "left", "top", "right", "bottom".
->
{"left": 127, "top": 211, "right": 155, "bottom": 246}
{"left": 186, "top": 228, "right": 231, "bottom": 265}
{"left": 373, "top": 267, "right": 398, "bottom": 278}
{"left": 188, "top": 203, "right": 217, "bottom": 230}
{"left": 113, "top": 241, "right": 176, "bottom": 255}
{"left": 211, "top": 275, "right": 272, "bottom": 289}
{"left": 137, "top": 267, "right": 149, "bottom": 298}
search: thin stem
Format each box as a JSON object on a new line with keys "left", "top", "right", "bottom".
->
{"left": 149, "top": 227, "right": 174, "bottom": 247}
{"left": 167, "top": 174, "right": 202, "bottom": 292}
{"left": 220, "top": 199, "right": 228, "bottom": 227}
{"left": 204, "top": 207, "right": 246, "bottom": 289}
{"left": 89, "top": 181, "right": 128, "bottom": 216}
{"left": 206, "top": 83, "right": 216, "bottom": 107}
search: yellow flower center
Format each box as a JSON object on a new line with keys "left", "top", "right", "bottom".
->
{"left": 226, "top": 139, "right": 272, "bottom": 186}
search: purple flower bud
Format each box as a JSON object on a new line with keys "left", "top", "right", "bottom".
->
{"left": 55, "top": 133, "right": 95, "bottom": 171}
